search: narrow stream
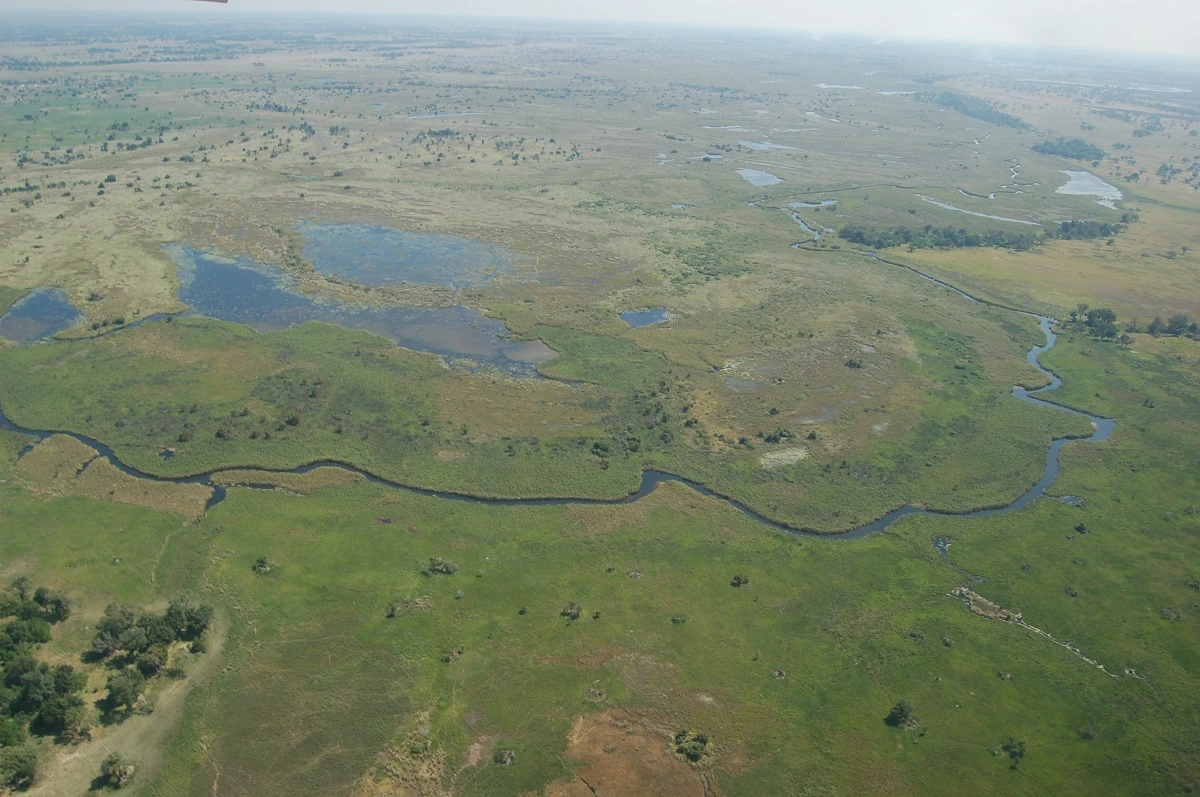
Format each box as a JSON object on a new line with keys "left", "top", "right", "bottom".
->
{"left": 0, "top": 257, "right": 1113, "bottom": 540}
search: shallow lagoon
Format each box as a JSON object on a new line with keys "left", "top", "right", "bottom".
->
{"left": 0, "top": 288, "right": 82, "bottom": 344}
{"left": 167, "top": 245, "right": 555, "bottom": 378}
{"left": 736, "top": 168, "right": 782, "bottom": 187}
{"left": 620, "top": 307, "right": 669, "bottom": 327}
{"left": 1055, "top": 170, "right": 1122, "bottom": 209}
{"left": 299, "top": 223, "right": 510, "bottom": 288}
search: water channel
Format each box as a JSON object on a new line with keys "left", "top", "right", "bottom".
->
{"left": 0, "top": 252, "right": 1114, "bottom": 540}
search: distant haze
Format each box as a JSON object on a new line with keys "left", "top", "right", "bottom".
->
{"left": 6, "top": 0, "right": 1199, "bottom": 59}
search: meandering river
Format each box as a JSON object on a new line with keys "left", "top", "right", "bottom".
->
{"left": 0, "top": 250, "right": 1114, "bottom": 540}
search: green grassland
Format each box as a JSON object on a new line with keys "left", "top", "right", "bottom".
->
{"left": 0, "top": 329, "right": 1196, "bottom": 796}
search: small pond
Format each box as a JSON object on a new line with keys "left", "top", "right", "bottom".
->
{"left": 788, "top": 199, "right": 837, "bottom": 208}
{"left": 738, "top": 140, "right": 798, "bottom": 151}
{"left": 1055, "top": 170, "right": 1122, "bottom": 209}
{"left": 298, "top": 222, "right": 510, "bottom": 288}
{"left": 620, "top": 307, "right": 670, "bottom": 328}
{"left": 737, "top": 168, "right": 783, "bottom": 187}
{"left": 0, "top": 288, "right": 82, "bottom": 344}
{"left": 167, "top": 245, "right": 555, "bottom": 378}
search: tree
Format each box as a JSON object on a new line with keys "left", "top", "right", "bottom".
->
{"left": 106, "top": 670, "right": 146, "bottom": 713}
{"left": 36, "top": 691, "right": 86, "bottom": 736}
{"left": 0, "top": 717, "right": 24, "bottom": 748}
{"left": 164, "top": 595, "right": 214, "bottom": 640}
{"left": 94, "top": 604, "right": 141, "bottom": 658}
{"left": 886, "top": 700, "right": 917, "bottom": 728}
{"left": 0, "top": 745, "right": 37, "bottom": 789}
{"left": 31, "top": 587, "right": 69, "bottom": 623}
{"left": 1002, "top": 737, "right": 1026, "bottom": 767}
{"left": 99, "top": 752, "right": 137, "bottom": 788}
{"left": 1167, "top": 314, "right": 1191, "bottom": 336}
{"left": 8, "top": 577, "right": 31, "bottom": 601}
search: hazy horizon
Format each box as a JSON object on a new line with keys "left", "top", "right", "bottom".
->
{"left": 3, "top": 0, "right": 1198, "bottom": 60}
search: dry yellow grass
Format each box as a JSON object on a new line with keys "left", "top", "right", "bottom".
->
{"left": 211, "top": 466, "right": 364, "bottom": 494}
{"left": 15, "top": 435, "right": 211, "bottom": 519}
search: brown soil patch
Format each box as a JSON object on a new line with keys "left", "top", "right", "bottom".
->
{"left": 15, "top": 435, "right": 212, "bottom": 520}
{"left": 952, "top": 586, "right": 1018, "bottom": 621}
{"left": 434, "top": 449, "right": 467, "bottom": 462}
{"left": 544, "top": 710, "right": 705, "bottom": 797}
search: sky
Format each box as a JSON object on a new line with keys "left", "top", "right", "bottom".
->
{"left": 6, "top": 0, "right": 1199, "bottom": 58}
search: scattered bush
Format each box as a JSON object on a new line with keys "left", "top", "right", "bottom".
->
{"left": 99, "top": 752, "right": 137, "bottom": 788}
{"left": 422, "top": 557, "right": 458, "bottom": 576}
{"left": 674, "top": 730, "right": 709, "bottom": 761}
{"left": 885, "top": 700, "right": 917, "bottom": 728}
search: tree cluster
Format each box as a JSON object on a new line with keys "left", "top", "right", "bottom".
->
{"left": 1144, "top": 314, "right": 1198, "bottom": 339}
{"left": 0, "top": 579, "right": 79, "bottom": 790}
{"left": 838, "top": 224, "right": 1040, "bottom": 252}
{"left": 839, "top": 215, "right": 1127, "bottom": 253}
{"left": 1033, "top": 138, "right": 1105, "bottom": 161}
{"left": 918, "top": 92, "right": 1028, "bottom": 129}
{"left": 91, "top": 596, "right": 214, "bottom": 713}
{"left": 1068, "top": 305, "right": 1119, "bottom": 340}
{"left": 1046, "top": 219, "right": 1124, "bottom": 240}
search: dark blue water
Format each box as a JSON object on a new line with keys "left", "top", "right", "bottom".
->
{"left": 298, "top": 223, "right": 510, "bottom": 288}
{"left": 167, "top": 245, "right": 555, "bottom": 378}
{"left": 620, "top": 307, "right": 670, "bottom": 328}
{"left": 0, "top": 289, "right": 82, "bottom": 344}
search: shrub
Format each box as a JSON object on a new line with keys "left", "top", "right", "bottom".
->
{"left": 99, "top": 752, "right": 138, "bottom": 788}
{"left": 885, "top": 700, "right": 916, "bottom": 728}
{"left": 422, "top": 557, "right": 458, "bottom": 576}
{"left": 674, "top": 730, "right": 709, "bottom": 761}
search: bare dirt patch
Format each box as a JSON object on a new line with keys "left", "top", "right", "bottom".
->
{"left": 758, "top": 446, "right": 808, "bottom": 468}
{"left": 544, "top": 710, "right": 706, "bottom": 797}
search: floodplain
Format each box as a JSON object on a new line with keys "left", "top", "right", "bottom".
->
{"left": 0, "top": 12, "right": 1197, "bottom": 796}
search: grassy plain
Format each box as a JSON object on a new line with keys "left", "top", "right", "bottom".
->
{"left": 0, "top": 326, "right": 1197, "bottom": 796}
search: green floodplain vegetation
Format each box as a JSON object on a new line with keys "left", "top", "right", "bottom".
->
{"left": 0, "top": 13, "right": 1198, "bottom": 797}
